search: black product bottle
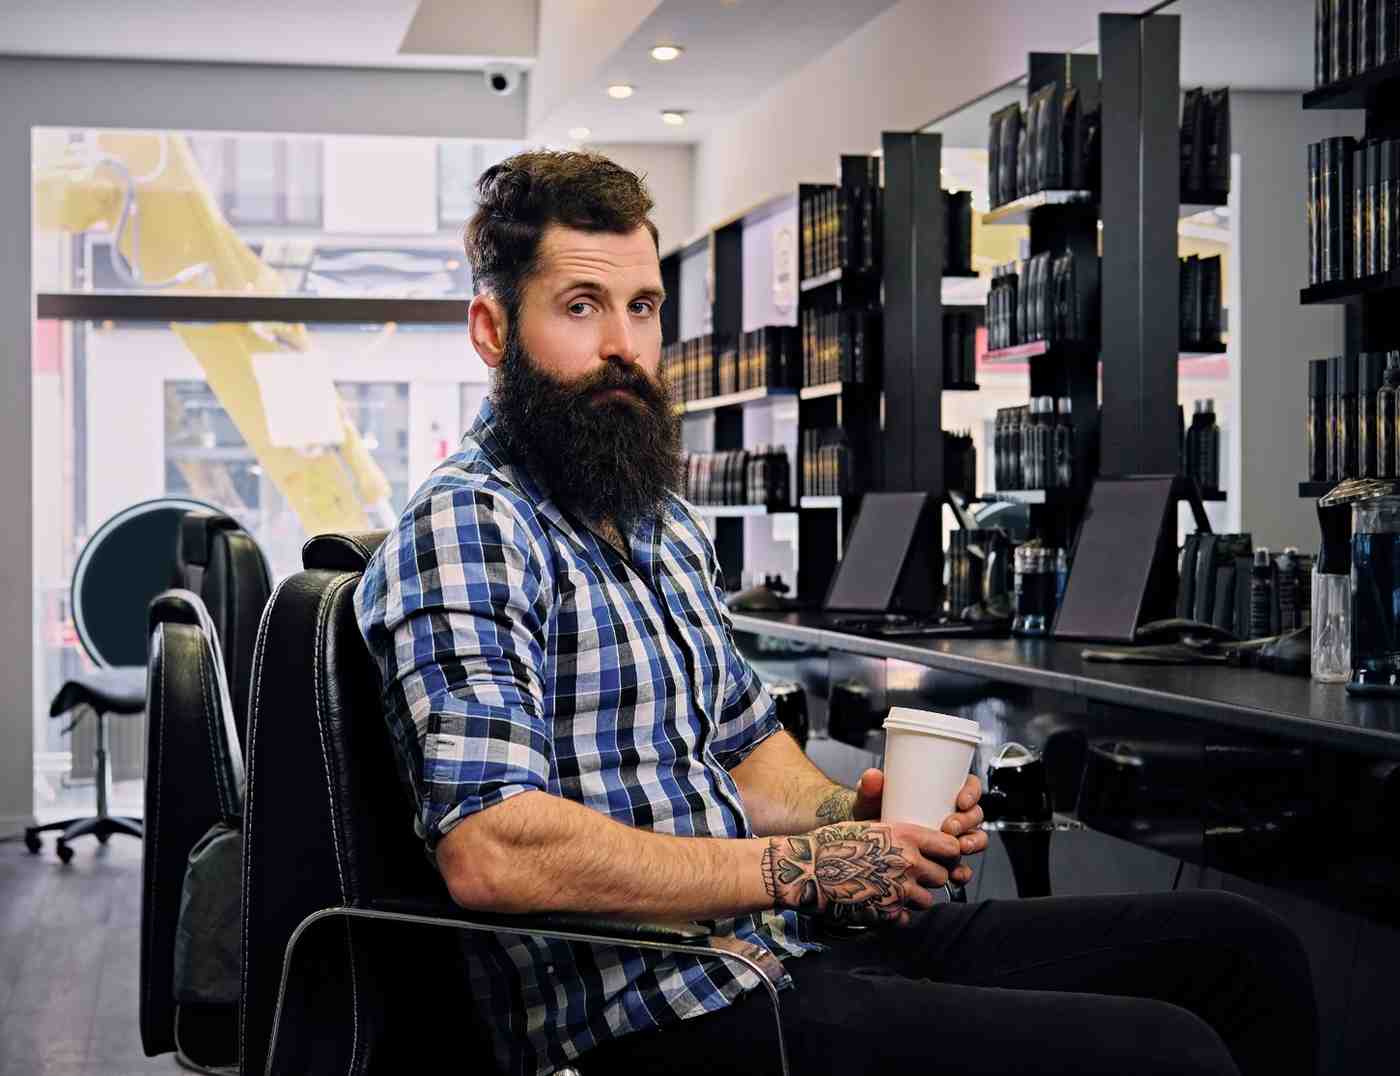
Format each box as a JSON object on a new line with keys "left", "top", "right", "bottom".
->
{"left": 1327, "top": 355, "right": 1341, "bottom": 481}
{"left": 1308, "top": 358, "right": 1329, "bottom": 481}
{"left": 1195, "top": 399, "right": 1221, "bottom": 494}
{"left": 1277, "top": 547, "right": 1299, "bottom": 633}
{"left": 1339, "top": 353, "right": 1360, "bottom": 479}
{"left": 1379, "top": 354, "right": 1400, "bottom": 478}
{"left": 774, "top": 445, "right": 790, "bottom": 508}
{"left": 1039, "top": 398, "right": 1056, "bottom": 489}
{"left": 1010, "top": 406, "right": 1025, "bottom": 489}
{"left": 1054, "top": 396, "right": 1074, "bottom": 488}
{"left": 1186, "top": 400, "right": 1205, "bottom": 488}
{"left": 1359, "top": 352, "right": 1386, "bottom": 477}
{"left": 1250, "top": 547, "right": 1275, "bottom": 640}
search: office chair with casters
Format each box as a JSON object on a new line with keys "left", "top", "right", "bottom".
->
{"left": 239, "top": 532, "right": 791, "bottom": 1076}
{"left": 26, "top": 496, "right": 222, "bottom": 863}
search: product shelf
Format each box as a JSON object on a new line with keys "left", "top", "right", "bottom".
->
{"left": 691, "top": 503, "right": 796, "bottom": 517}
{"left": 1304, "top": 58, "right": 1400, "bottom": 111}
{"left": 984, "top": 190, "right": 1096, "bottom": 226}
{"left": 1300, "top": 268, "right": 1400, "bottom": 305}
{"left": 677, "top": 386, "right": 798, "bottom": 414}
{"left": 983, "top": 340, "right": 1052, "bottom": 362}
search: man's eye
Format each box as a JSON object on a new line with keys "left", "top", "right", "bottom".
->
{"left": 568, "top": 301, "right": 593, "bottom": 315}
{"left": 630, "top": 301, "right": 655, "bottom": 316}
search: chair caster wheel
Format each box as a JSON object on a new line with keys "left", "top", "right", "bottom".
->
{"left": 24, "top": 831, "right": 41, "bottom": 854}
{"left": 97, "top": 832, "right": 110, "bottom": 845}
{"left": 56, "top": 841, "right": 74, "bottom": 864}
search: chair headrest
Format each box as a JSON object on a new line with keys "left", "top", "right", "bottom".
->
{"left": 301, "top": 531, "right": 389, "bottom": 572}
{"left": 177, "top": 511, "right": 240, "bottom": 568}
{"left": 149, "top": 588, "right": 205, "bottom": 632}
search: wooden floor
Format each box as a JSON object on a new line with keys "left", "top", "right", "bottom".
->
{"left": 0, "top": 832, "right": 177, "bottom": 1075}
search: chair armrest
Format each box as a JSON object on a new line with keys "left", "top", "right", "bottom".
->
{"left": 365, "top": 896, "right": 714, "bottom": 945}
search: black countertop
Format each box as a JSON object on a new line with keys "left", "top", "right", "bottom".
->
{"left": 732, "top": 612, "right": 1400, "bottom": 759}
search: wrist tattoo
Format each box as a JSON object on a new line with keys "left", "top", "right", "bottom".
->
{"left": 815, "top": 787, "right": 857, "bottom": 825}
{"left": 762, "top": 824, "right": 910, "bottom": 925}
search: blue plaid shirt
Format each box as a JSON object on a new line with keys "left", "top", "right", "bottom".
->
{"left": 355, "top": 400, "right": 817, "bottom": 1076}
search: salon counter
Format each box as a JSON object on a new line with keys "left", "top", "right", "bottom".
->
{"left": 735, "top": 611, "right": 1400, "bottom": 1075}
{"left": 732, "top": 611, "right": 1400, "bottom": 761}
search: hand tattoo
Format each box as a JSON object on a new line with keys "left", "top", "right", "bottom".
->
{"left": 762, "top": 824, "right": 910, "bottom": 925}
{"left": 814, "top": 787, "right": 856, "bottom": 825}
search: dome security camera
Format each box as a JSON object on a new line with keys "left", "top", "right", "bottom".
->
{"left": 483, "top": 64, "right": 521, "bottom": 96}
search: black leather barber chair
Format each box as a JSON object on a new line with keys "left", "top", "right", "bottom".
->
{"left": 174, "top": 510, "right": 273, "bottom": 752}
{"left": 141, "top": 590, "right": 245, "bottom": 1074}
{"left": 240, "top": 532, "right": 790, "bottom": 1076}
{"left": 26, "top": 497, "right": 221, "bottom": 862}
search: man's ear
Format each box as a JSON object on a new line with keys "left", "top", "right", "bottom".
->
{"left": 468, "top": 293, "right": 509, "bottom": 369}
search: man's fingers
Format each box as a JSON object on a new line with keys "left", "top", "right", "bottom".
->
{"left": 902, "top": 880, "right": 937, "bottom": 911}
{"left": 951, "top": 864, "right": 974, "bottom": 886}
{"left": 909, "top": 855, "right": 951, "bottom": 890}
{"left": 956, "top": 774, "right": 982, "bottom": 812}
{"left": 957, "top": 830, "right": 989, "bottom": 855}
{"left": 942, "top": 803, "right": 984, "bottom": 837}
{"left": 902, "top": 824, "right": 962, "bottom": 861}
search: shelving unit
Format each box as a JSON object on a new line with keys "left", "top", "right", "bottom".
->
{"left": 1295, "top": 35, "right": 1400, "bottom": 497}
{"left": 795, "top": 157, "right": 886, "bottom": 602}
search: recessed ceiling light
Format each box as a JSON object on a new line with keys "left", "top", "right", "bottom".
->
{"left": 651, "top": 45, "right": 683, "bottom": 62}
{"left": 568, "top": 126, "right": 592, "bottom": 140}
{"left": 661, "top": 110, "right": 688, "bottom": 126}
{"left": 607, "top": 84, "right": 635, "bottom": 99}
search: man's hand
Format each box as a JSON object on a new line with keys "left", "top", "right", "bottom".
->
{"left": 940, "top": 775, "right": 987, "bottom": 885}
{"left": 761, "top": 821, "right": 962, "bottom": 928}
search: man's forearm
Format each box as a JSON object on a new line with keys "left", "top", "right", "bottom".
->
{"left": 729, "top": 731, "right": 860, "bottom": 836}
{"left": 438, "top": 790, "right": 774, "bottom": 920}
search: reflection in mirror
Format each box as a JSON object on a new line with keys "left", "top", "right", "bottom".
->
{"left": 921, "top": 1, "right": 1331, "bottom": 548}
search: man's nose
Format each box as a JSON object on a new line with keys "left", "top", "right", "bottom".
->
{"left": 599, "top": 308, "right": 641, "bottom": 365}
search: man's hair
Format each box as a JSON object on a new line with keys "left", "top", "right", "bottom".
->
{"left": 464, "top": 150, "right": 659, "bottom": 318}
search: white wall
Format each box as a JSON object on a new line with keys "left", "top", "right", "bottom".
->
{"left": 1231, "top": 91, "right": 1361, "bottom": 551}
{"left": 0, "top": 55, "right": 525, "bottom": 837}
{"left": 585, "top": 141, "right": 695, "bottom": 254}
{"left": 692, "top": 0, "right": 1109, "bottom": 230}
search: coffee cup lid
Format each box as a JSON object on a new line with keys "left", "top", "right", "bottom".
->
{"left": 882, "top": 707, "right": 982, "bottom": 745}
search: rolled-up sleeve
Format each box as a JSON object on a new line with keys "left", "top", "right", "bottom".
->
{"left": 364, "top": 483, "right": 554, "bottom": 848}
{"left": 707, "top": 567, "right": 781, "bottom": 770}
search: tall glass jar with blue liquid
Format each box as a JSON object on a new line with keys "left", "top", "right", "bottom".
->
{"left": 1349, "top": 494, "right": 1400, "bottom": 694}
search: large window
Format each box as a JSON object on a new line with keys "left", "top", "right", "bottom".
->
{"left": 31, "top": 127, "right": 521, "bottom": 801}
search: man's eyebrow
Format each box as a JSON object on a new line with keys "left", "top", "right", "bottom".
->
{"left": 553, "top": 280, "right": 667, "bottom": 302}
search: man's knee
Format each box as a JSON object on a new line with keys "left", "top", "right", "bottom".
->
{"left": 1177, "top": 890, "right": 1312, "bottom": 977}
{"left": 1104, "top": 998, "right": 1240, "bottom": 1076}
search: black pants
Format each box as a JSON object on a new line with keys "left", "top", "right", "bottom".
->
{"left": 578, "top": 891, "right": 1317, "bottom": 1076}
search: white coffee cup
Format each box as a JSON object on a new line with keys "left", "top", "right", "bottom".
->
{"left": 880, "top": 707, "right": 982, "bottom": 831}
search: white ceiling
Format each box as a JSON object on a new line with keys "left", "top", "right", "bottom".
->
{"left": 532, "top": 0, "right": 900, "bottom": 145}
{"left": 0, "top": 0, "right": 1316, "bottom": 147}
{"left": 0, "top": 0, "right": 897, "bottom": 146}
{"left": 0, "top": 0, "right": 536, "bottom": 70}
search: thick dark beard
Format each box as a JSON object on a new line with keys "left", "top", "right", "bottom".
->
{"left": 491, "top": 329, "right": 682, "bottom": 533}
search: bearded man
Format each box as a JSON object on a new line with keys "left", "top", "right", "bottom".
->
{"left": 355, "top": 151, "right": 1316, "bottom": 1076}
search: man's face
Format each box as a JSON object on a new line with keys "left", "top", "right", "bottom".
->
{"left": 480, "top": 222, "right": 680, "bottom": 530}
{"left": 514, "top": 223, "right": 665, "bottom": 395}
